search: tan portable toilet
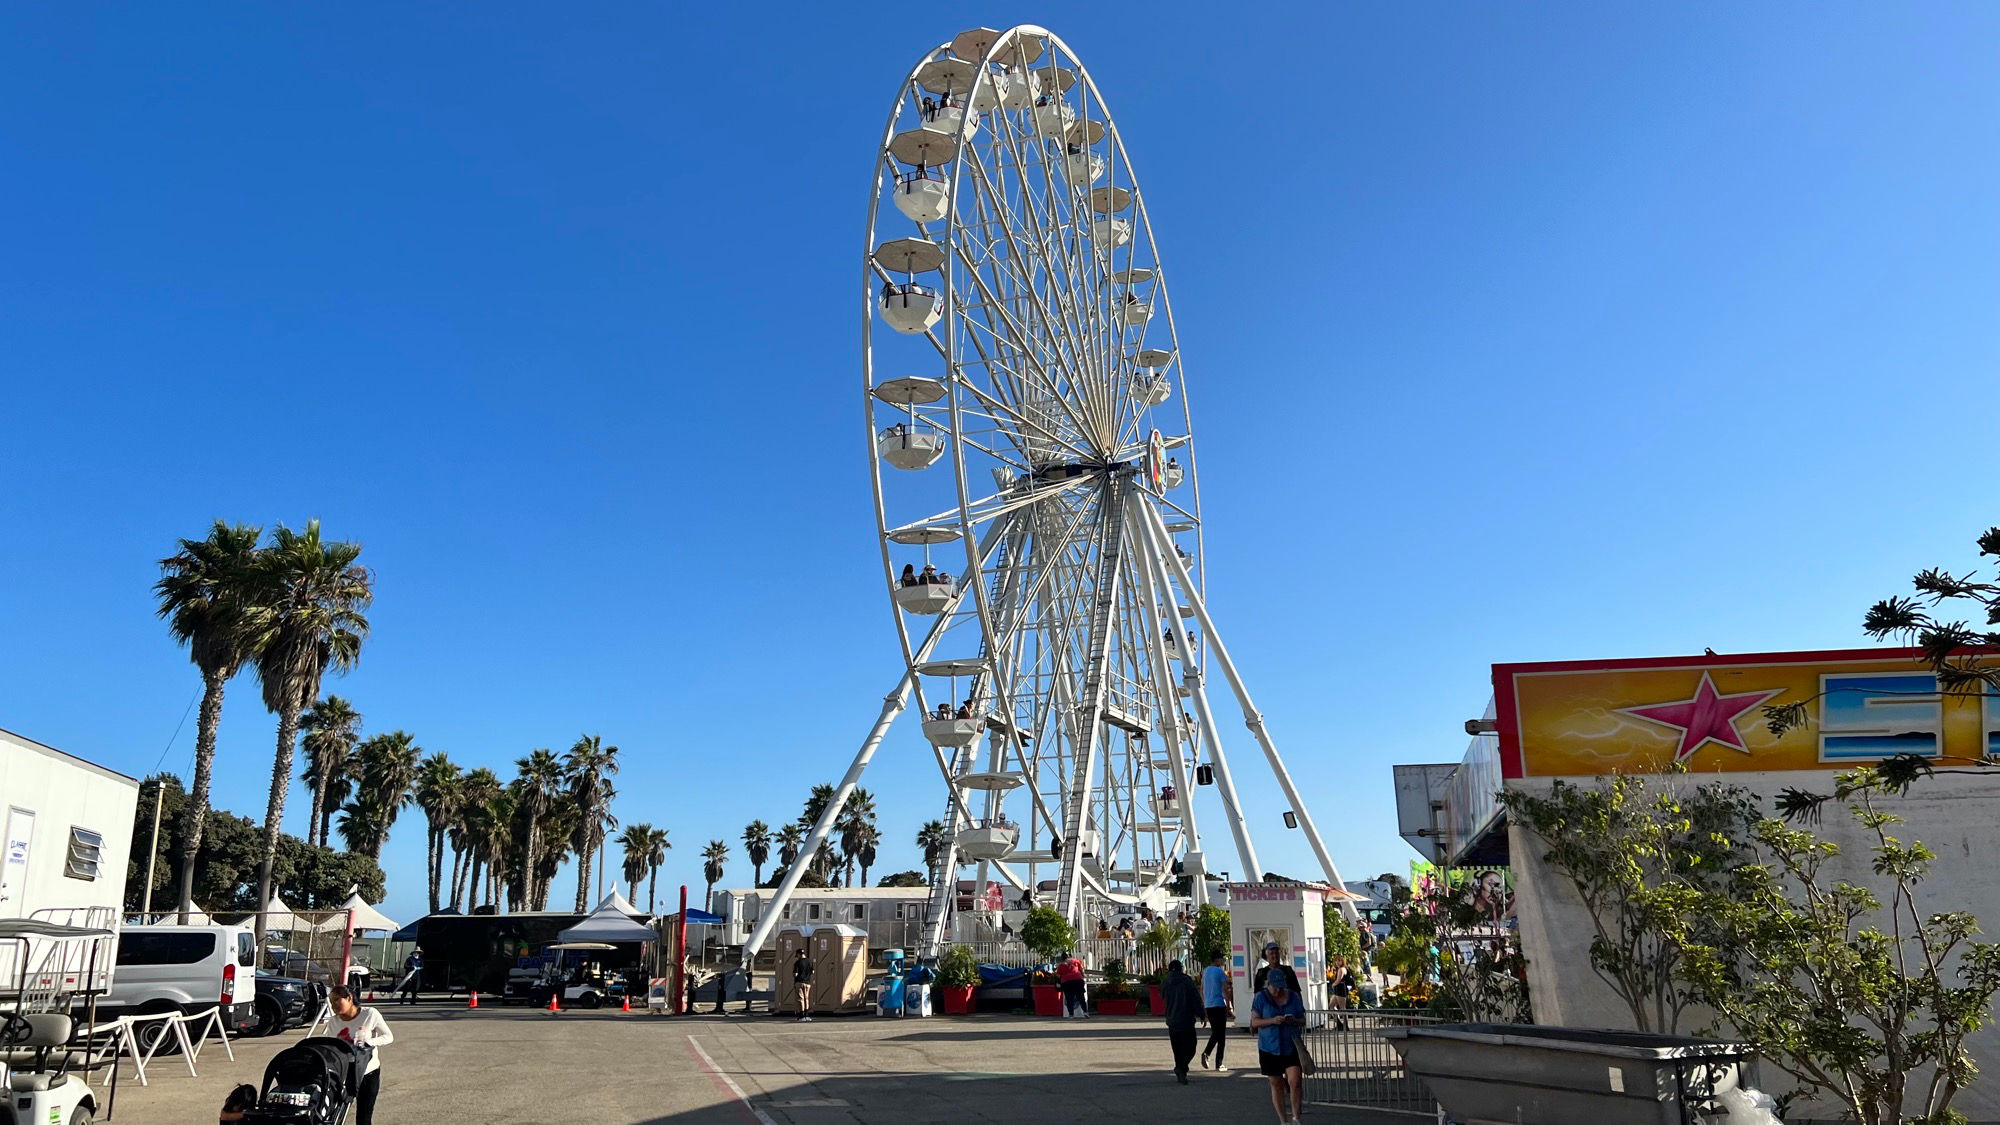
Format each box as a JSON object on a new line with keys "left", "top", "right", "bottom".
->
{"left": 774, "top": 924, "right": 869, "bottom": 1014}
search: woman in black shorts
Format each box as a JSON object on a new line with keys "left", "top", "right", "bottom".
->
{"left": 1249, "top": 972, "right": 1306, "bottom": 1124}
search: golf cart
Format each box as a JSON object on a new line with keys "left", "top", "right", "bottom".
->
{"left": 2, "top": 917, "right": 117, "bottom": 1125}
{"left": 518, "top": 942, "right": 629, "bottom": 1009}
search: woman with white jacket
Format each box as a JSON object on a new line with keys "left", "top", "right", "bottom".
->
{"left": 327, "top": 985, "right": 394, "bottom": 1125}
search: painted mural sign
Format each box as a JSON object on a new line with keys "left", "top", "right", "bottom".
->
{"left": 1494, "top": 648, "right": 2000, "bottom": 779}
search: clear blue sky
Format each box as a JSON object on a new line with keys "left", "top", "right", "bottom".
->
{"left": 3, "top": 4, "right": 1996, "bottom": 925}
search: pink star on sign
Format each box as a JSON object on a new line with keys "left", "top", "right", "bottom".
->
{"left": 1620, "top": 672, "right": 1781, "bottom": 763}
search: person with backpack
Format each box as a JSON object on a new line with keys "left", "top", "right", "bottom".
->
{"left": 792, "top": 948, "right": 815, "bottom": 1022}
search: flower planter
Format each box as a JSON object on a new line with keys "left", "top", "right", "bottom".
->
{"left": 1032, "top": 984, "right": 1066, "bottom": 1016}
{"left": 940, "top": 985, "right": 977, "bottom": 1015}
{"left": 1096, "top": 996, "right": 1140, "bottom": 1016}
{"left": 1147, "top": 984, "right": 1164, "bottom": 1013}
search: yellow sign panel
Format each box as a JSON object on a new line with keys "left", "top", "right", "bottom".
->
{"left": 1494, "top": 649, "right": 2000, "bottom": 778}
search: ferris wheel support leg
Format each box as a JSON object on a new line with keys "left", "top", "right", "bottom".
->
{"left": 1126, "top": 503, "right": 1212, "bottom": 910}
{"left": 1181, "top": 665, "right": 1261, "bottom": 886}
{"left": 739, "top": 680, "right": 911, "bottom": 967}
{"left": 1136, "top": 501, "right": 1359, "bottom": 921}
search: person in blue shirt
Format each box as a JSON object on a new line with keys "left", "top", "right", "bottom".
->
{"left": 1249, "top": 972, "right": 1306, "bottom": 1125}
{"left": 1199, "top": 951, "right": 1233, "bottom": 1072}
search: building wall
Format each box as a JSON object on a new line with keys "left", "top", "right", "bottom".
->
{"left": 0, "top": 727, "right": 139, "bottom": 920}
{"left": 1510, "top": 769, "right": 2000, "bottom": 1121}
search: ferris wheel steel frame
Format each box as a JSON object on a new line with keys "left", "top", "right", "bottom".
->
{"left": 741, "top": 25, "right": 1352, "bottom": 967}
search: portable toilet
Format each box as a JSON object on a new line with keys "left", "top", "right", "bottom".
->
{"left": 774, "top": 924, "right": 869, "bottom": 1014}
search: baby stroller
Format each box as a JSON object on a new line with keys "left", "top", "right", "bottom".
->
{"left": 242, "top": 1036, "right": 368, "bottom": 1123}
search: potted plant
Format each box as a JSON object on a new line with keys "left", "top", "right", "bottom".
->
{"left": 937, "top": 944, "right": 981, "bottom": 1015}
{"left": 1139, "top": 968, "right": 1166, "bottom": 1014}
{"left": 1137, "top": 921, "right": 1177, "bottom": 1009}
{"left": 1095, "top": 958, "right": 1140, "bottom": 1016}
{"left": 1020, "top": 906, "right": 1076, "bottom": 1017}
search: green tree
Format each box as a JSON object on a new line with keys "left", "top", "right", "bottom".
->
{"left": 513, "top": 749, "right": 564, "bottom": 909}
{"left": 617, "top": 823, "right": 653, "bottom": 901}
{"left": 453, "top": 767, "right": 503, "bottom": 910}
{"left": 836, "top": 788, "right": 878, "bottom": 888}
{"left": 351, "top": 731, "right": 420, "bottom": 858}
{"left": 412, "top": 752, "right": 463, "bottom": 912}
{"left": 245, "top": 519, "right": 372, "bottom": 922}
{"left": 1020, "top": 906, "right": 1076, "bottom": 962}
{"left": 1685, "top": 767, "right": 2000, "bottom": 1125}
{"left": 701, "top": 839, "right": 729, "bottom": 907}
{"left": 155, "top": 520, "right": 264, "bottom": 922}
{"left": 564, "top": 734, "right": 620, "bottom": 910}
{"left": 916, "top": 820, "right": 951, "bottom": 884}
{"left": 1191, "top": 904, "right": 1230, "bottom": 964}
{"left": 1325, "top": 904, "right": 1362, "bottom": 964}
{"left": 644, "top": 825, "right": 671, "bottom": 912}
{"left": 299, "top": 695, "right": 361, "bottom": 850}
{"left": 742, "top": 820, "right": 772, "bottom": 886}
{"left": 876, "top": 870, "right": 927, "bottom": 888}
{"left": 775, "top": 823, "right": 804, "bottom": 869}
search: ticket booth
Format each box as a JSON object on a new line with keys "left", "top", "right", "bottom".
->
{"left": 774, "top": 923, "right": 870, "bottom": 1014}
{"left": 1223, "top": 882, "right": 1329, "bottom": 1027}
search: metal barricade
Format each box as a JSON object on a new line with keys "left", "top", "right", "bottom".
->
{"left": 1301, "top": 1008, "right": 1441, "bottom": 1117}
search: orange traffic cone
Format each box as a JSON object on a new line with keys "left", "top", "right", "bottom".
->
{"left": 547, "top": 993, "right": 561, "bottom": 1013}
{"left": 467, "top": 991, "right": 479, "bottom": 1009}
{"left": 621, "top": 995, "right": 631, "bottom": 1013}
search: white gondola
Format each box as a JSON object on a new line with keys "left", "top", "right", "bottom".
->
{"left": 1137, "top": 372, "right": 1172, "bottom": 406}
{"left": 1152, "top": 793, "right": 1182, "bottom": 819}
{"left": 956, "top": 821, "right": 1019, "bottom": 861}
{"left": 878, "top": 425, "right": 946, "bottom": 470}
{"left": 921, "top": 98, "right": 980, "bottom": 141}
{"left": 894, "top": 578, "right": 956, "bottom": 615}
{"left": 1000, "top": 66, "right": 1036, "bottom": 108}
{"left": 970, "top": 71, "right": 1005, "bottom": 113}
{"left": 1032, "top": 95, "right": 1075, "bottom": 137}
{"left": 1088, "top": 217, "right": 1132, "bottom": 257}
{"left": 921, "top": 715, "right": 984, "bottom": 747}
{"left": 1162, "top": 456, "right": 1184, "bottom": 488}
{"left": 890, "top": 168, "right": 950, "bottom": 224}
{"left": 954, "top": 770, "right": 1026, "bottom": 792}
{"left": 1117, "top": 295, "right": 1152, "bottom": 328}
{"left": 1059, "top": 145, "right": 1106, "bottom": 186}
{"left": 880, "top": 283, "right": 942, "bottom": 334}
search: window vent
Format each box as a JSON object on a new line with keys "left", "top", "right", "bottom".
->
{"left": 64, "top": 827, "right": 104, "bottom": 881}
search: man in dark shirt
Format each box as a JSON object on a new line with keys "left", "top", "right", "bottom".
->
{"left": 792, "top": 949, "right": 815, "bottom": 1023}
{"left": 1159, "top": 959, "right": 1204, "bottom": 1084}
{"left": 1251, "top": 941, "right": 1300, "bottom": 995}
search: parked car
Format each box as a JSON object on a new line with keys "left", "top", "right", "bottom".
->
{"left": 99, "top": 924, "right": 259, "bottom": 1051}
{"left": 251, "top": 971, "right": 325, "bottom": 1036}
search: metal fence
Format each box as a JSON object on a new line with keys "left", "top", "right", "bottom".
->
{"left": 1301, "top": 1008, "right": 1441, "bottom": 1117}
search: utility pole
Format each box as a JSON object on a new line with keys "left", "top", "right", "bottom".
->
{"left": 140, "top": 780, "right": 165, "bottom": 916}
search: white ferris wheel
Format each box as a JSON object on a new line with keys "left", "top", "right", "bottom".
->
{"left": 746, "top": 25, "right": 1351, "bottom": 962}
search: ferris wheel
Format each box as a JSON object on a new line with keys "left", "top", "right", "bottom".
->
{"left": 745, "top": 25, "right": 1351, "bottom": 962}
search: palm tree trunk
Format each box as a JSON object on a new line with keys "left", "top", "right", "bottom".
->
{"left": 575, "top": 845, "right": 592, "bottom": 912}
{"left": 425, "top": 828, "right": 440, "bottom": 913}
{"left": 318, "top": 806, "right": 334, "bottom": 850}
{"left": 648, "top": 869, "right": 659, "bottom": 914}
{"left": 175, "top": 669, "right": 228, "bottom": 921}
{"left": 254, "top": 697, "right": 305, "bottom": 940}
{"left": 305, "top": 777, "right": 324, "bottom": 862}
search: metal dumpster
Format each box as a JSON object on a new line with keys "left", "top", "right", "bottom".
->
{"left": 1378, "top": 1023, "right": 1755, "bottom": 1125}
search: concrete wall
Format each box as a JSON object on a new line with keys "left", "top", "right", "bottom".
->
{"left": 1510, "top": 769, "right": 2000, "bottom": 1121}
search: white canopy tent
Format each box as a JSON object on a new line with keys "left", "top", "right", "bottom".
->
{"left": 315, "top": 888, "right": 401, "bottom": 934}
{"left": 260, "top": 893, "right": 304, "bottom": 932}
{"left": 558, "top": 893, "right": 656, "bottom": 944}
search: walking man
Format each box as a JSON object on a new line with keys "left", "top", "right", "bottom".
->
{"left": 1250, "top": 972, "right": 1307, "bottom": 1124}
{"left": 1160, "top": 959, "right": 1203, "bottom": 1084}
{"left": 1056, "top": 950, "right": 1088, "bottom": 1018}
{"left": 1199, "top": 950, "right": 1232, "bottom": 1072}
{"left": 396, "top": 948, "right": 422, "bottom": 1006}
{"left": 792, "top": 948, "right": 815, "bottom": 1022}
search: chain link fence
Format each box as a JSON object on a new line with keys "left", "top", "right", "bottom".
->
{"left": 1301, "top": 1008, "right": 1441, "bottom": 1117}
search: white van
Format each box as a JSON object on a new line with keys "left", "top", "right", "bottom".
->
{"left": 99, "top": 924, "right": 258, "bottom": 1050}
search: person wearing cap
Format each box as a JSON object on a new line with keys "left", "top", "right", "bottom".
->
{"left": 1252, "top": 940, "right": 1300, "bottom": 995}
{"left": 1249, "top": 970, "right": 1307, "bottom": 1124}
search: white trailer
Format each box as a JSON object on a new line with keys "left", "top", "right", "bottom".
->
{"left": 0, "top": 725, "right": 138, "bottom": 925}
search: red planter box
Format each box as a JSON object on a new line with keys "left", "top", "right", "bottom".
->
{"left": 1032, "top": 985, "right": 1065, "bottom": 1016}
{"left": 940, "top": 985, "right": 977, "bottom": 1015}
{"left": 1147, "top": 984, "right": 1165, "bottom": 1013}
{"left": 1096, "top": 997, "right": 1140, "bottom": 1016}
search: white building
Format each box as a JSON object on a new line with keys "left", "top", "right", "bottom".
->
{"left": 1, "top": 725, "right": 138, "bottom": 924}
{"left": 708, "top": 887, "right": 932, "bottom": 954}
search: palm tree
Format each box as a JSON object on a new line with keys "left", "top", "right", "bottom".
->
{"left": 644, "top": 826, "right": 671, "bottom": 912}
{"left": 244, "top": 519, "right": 372, "bottom": 919}
{"left": 563, "top": 735, "right": 620, "bottom": 911}
{"left": 917, "top": 820, "right": 951, "bottom": 885}
{"left": 836, "top": 788, "right": 878, "bottom": 888}
{"left": 810, "top": 839, "right": 837, "bottom": 883}
{"left": 535, "top": 794, "right": 579, "bottom": 910}
{"left": 701, "top": 840, "right": 729, "bottom": 908}
{"left": 742, "top": 821, "right": 772, "bottom": 886}
{"left": 854, "top": 823, "right": 882, "bottom": 888}
{"left": 338, "top": 791, "right": 387, "bottom": 856}
{"left": 617, "top": 823, "right": 653, "bottom": 901}
{"left": 800, "top": 783, "right": 837, "bottom": 831}
{"left": 299, "top": 695, "right": 361, "bottom": 849}
{"left": 353, "top": 731, "right": 420, "bottom": 858}
{"left": 155, "top": 520, "right": 264, "bottom": 921}
{"left": 775, "top": 823, "right": 805, "bottom": 873}
{"left": 454, "top": 767, "right": 503, "bottom": 909}
{"left": 474, "top": 786, "right": 515, "bottom": 911}
{"left": 412, "top": 753, "right": 463, "bottom": 912}
{"left": 513, "top": 750, "right": 564, "bottom": 910}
